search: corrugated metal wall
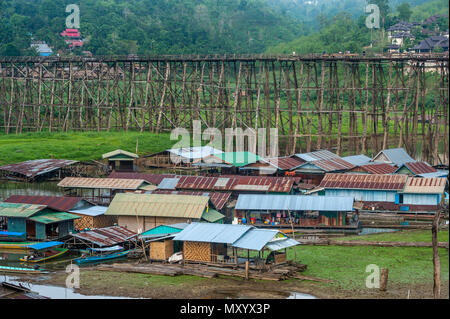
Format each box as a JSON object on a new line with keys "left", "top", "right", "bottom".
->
{"left": 325, "top": 189, "right": 396, "bottom": 202}
{"left": 403, "top": 194, "right": 440, "bottom": 205}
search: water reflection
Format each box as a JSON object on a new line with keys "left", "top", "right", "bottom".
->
{"left": 0, "top": 181, "right": 62, "bottom": 201}
{"left": 1, "top": 275, "right": 138, "bottom": 299}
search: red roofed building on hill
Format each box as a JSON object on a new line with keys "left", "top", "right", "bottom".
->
{"left": 60, "top": 28, "right": 84, "bottom": 49}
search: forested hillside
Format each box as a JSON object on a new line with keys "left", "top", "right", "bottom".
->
{"left": 267, "top": 0, "right": 449, "bottom": 54}
{"left": 0, "top": 0, "right": 447, "bottom": 56}
{"left": 0, "top": 0, "right": 305, "bottom": 56}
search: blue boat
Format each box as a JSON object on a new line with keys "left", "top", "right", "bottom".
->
{"left": 73, "top": 250, "right": 130, "bottom": 265}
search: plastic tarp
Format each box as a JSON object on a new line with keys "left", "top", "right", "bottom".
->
{"left": 0, "top": 231, "right": 25, "bottom": 237}
{"left": 26, "top": 241, "right": 64, "bottom": 250}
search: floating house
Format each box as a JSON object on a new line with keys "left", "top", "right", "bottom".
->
{"left": 372, "top": 148, "right": 415, "bottom": 166}
{"left": 4, "top": 195, "right": 116, "bottom": 231}
{"left": 196, "top": 151, "right": 261, "bottom": 174}
{"left": 173, "top": 222, "right": 300, "bottom": 265}
{"left": 57, "top": 177, "right": 153, "bottom": 205}
{"left": 140, "top": 146, "right": 223, "bottom": 168}
{"left": 347, "top": 163, "right": 397, "bottom": 175}
{"left": 292, "top": 150, "right": 355, "bottom": 184}
{"left": 234, "top": 194, "right": 358, "bottom": 229}
{"left": 395, "top": 161, "right": 437, "bottom": 176}
{"left": 102, "top": 149, "right": 139, "bottom": 172}
{"left": 67, "top": 225, "right": 137, "bottom": 249}
{"left": 141, "top": 223, "right": 188, "bottom": 261}
{"left": 319, "top": 173, "right": 446, "bottom": 212}
{"left": 0, "top": 159, "right": 79, "bottom": 182}
{"left": 109, "top": 172, "right": 295, "bottom": 196}
{"left": 104, "top": 193, "right": 224, "bottom": 232}
{"left": 399, "top": 177, "right": 447, "bottom": 207}
{"left": 0, "top": 202, "right": 79, "bottom": 240}
{"left": 239, "top": 155, "right": 305, "bottom": 176}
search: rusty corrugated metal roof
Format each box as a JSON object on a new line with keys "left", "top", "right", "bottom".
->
{"left": 311, "top": 158, "right": 355, "bottom": 172}
{"left": 71, "top": 226, "right": 137, "bottom": 247}
{"left": 109, "top": 173, "right": 294, "bottom": 193}
{"left": 402, "top": 177, "right": 446, "bottom": 194}
{"left": 0, "top": 159, "right": 78, "bottom": 178}
{"left": 260, "top": 156, "right": 305, "bottom": 170}
{"left": 319, "top": 173, "right": 408, "bottom": 190}
{"left": 4, "top": 195, "right": 84, "bottom": 212}
{"left": 403, "top": 162, "right": 437, "bottom": 175}
{"left": 358, "top": 163, "right": 397, "bottom": 174}
{"left": 151, "top": 190, "right": 231, "bottom": 210}
{"left": 109, "top": 172, "right": 177, "bottom": 185}
{"left": 58, "top": 177, "right": 149, "bottom": 190}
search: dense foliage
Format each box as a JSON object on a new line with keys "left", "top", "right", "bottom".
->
{"left": 267, "top": 0, "right": 448, "bottom": 54}
{"left": 0, "top": 0, "right": 306, "bottom": 56}
{"left": 0, "top": 0, "right": 448, "bottom": 56}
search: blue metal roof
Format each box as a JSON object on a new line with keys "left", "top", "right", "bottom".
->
{"left": 157, "top": 178, "right": 180, "bottom": 190}
{"left": 173, "top": 223, "right": 300, "bottom": 251}
{"left": 232, "top": 228, "right": 280, "bottom": 251}
{"left": 26, "top": 241, "right": 64, "bottom": 250}
{"left": 69, "top": 205, "right": 107, "bottom": 217}
{"left": 417, "top": 170, "right": 449, "bottom": 178}
{"left": 173, "top": 222, "right": 252, "bottom": 244}
{"left": 235, "top": 194, "right": 354, "bottom": 211}
{"left": 375, "top": 148, "right": 414, "bottom": 165}
{"left": 341, "top": 155, "right": 372, "bottom": 166}
{"left": 265, "top": 238, "right": 300, "bottom": 251}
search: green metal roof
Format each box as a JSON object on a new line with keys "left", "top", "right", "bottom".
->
{"left": 0, "top": 202, "right": 47, "bottom": 218}
{"left": 141, "top": 225, "right": 184, "bottom": 237}
{"left": 28, "top": 211, "right": 80, "bottom": 224}
{"left": 201, "top": 208, "right": 225, "bottom": 223}
{"left": 215, "top": 152, "right": 260, "bottom": 167}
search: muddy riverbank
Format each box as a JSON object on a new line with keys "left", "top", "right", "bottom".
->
{"left": 4, "top": 268, "right": 448, "bottom": 299}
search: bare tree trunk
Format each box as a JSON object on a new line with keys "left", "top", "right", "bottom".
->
{"left": 432, "top": 211, "right": 441, "bottom": 299}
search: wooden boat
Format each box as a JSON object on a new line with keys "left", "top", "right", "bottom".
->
{"left": 20, "top": 248, "right": 69, "bottom": 263}
{"left": 74, "top": 250, "right": 130, "bottom": 265}
{"left": 0, "top": 265, "right": 48, "bottom": 274}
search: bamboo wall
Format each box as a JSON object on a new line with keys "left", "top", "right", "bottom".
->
{"left": 183, "top": 241, "right": 211, "bottom": 262}
{"left": 150, "top": 240, "right": 174, "bottom": 261}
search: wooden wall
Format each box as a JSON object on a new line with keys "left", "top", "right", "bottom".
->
{"left": 118, "top": 215, "right": 192, "bottom": 232}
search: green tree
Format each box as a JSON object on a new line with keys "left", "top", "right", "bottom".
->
{"left": 397, "top": 2, "right": 412, "bottom": 21}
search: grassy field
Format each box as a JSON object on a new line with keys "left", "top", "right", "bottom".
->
{"left": 286, "top": 230, "right": 449, "bottom": 292}
{"left": 38, "top": 229, "right": 449, "bottom": 299}
{"left": 0, "top": 131, "right": 175, "bottom": 165}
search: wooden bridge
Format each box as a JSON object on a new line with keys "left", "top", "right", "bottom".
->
{"left": 0, "top": 53, "right": 448, "bottom": 163}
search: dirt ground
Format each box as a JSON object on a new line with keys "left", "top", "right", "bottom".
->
{"left": 11, "top": 268, "right": 449, "bottom": 299}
